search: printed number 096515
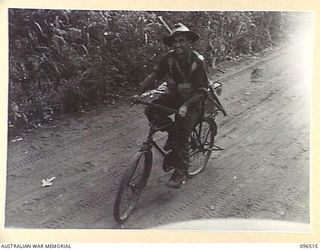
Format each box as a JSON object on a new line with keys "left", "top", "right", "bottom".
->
{"left": 300, "top": 244, "right": 318, "bottom": 248}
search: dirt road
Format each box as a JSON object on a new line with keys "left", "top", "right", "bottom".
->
{"left": 5, "top": 46, "right": 310, "bottom": 229}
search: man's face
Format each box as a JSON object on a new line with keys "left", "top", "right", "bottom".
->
{"left": 172, "top": 34, "right": 191, "bottom": 55}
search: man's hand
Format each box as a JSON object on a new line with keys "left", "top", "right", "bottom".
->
{"left": 131, "top": 94, "right": 141, "bottom": 102}
{"left": 130, "top": 95, "right": 141, "bottom": 107}
{"left": 179, "top": 105, "right": 188, "bottom": 117}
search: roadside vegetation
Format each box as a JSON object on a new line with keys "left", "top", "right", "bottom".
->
{"left": 8, "top": 10, "right": 301, "bottom": 134}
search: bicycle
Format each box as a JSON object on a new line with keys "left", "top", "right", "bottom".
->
{"left": 113, "top": 81, "right": 226, "bottom": 223}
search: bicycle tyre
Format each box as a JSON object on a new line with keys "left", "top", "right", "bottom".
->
{"left": 187, "top": 117, "right": 216, "bottom": 177}
{"left": 113, "top": 150, "right": 152, "bottom": 223}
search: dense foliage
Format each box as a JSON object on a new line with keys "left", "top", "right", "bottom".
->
{"left": 8, "top": 9, "right": 300, "bottom": 132}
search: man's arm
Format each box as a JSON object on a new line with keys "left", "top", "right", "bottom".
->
{"left": 136, "top": 52, "right": 170, "bottom": 96}
{"left": 183, "top": 90, "right": 207, "bottom": 107}
{"left": 179, "top": 90, "right": 207, "bottom": 117}
{"left": 137, "top": 71, "right": 158, "bottom": 95}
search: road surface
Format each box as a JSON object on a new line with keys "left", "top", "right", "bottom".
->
{"left": 5, "top": 46, "right": 310, "bottom": 230}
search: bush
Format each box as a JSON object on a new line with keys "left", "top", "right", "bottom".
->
{"left": 8, "top": 9, "right": 300, "bottom": 133}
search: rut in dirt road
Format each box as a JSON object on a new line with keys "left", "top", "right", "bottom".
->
{"left": 5, "top": 47, "right": 309, "bottom": 229}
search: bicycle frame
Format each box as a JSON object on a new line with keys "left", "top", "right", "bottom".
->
{"left": 140, "top": 122, "right": 170, "bottom": 158}
{"left": 114, "top": 89, "right": 225, "bottom": 223}
{"left": 135, "top": 98, "right": 223, "bottom": 157}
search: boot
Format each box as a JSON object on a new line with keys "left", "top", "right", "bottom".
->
{"left": 166, "top": 170, "right": 186, "bottom": 189}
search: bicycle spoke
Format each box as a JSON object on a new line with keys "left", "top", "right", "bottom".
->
{"left": 203, "top": 127, "right": 211, "bottom": 143}
{"left": 129, "top": 157, "right": 145, "bottom": 187}
{"left": 189, "top": 149, "right": 201, "bottom": 157}
{"left": 192, "top": 126, "right": 202, "bottom": 146}
{"left": 118, "top": 181, "right": 139, "bottom": 219}
{"left": 187, "top": 119, "right": 215, "bottom": 177}
{"left": 127, "top": 182, "right": 137, "bottom": 199}
{"left": 194, "top": 126, "right": 200, "bottom": 138}
{"left": 201, "top": 124, "right": 210, "bottom": 142}
{"left": 117, "top": 187, "right": 132, "bottom": 218}
{"left": 199, "top": 121, "right": 203, "bottom": 137}
{"left": 203, "top": 136, "right": 212, "bottom": 148}
{"left": 114, "top": 150, "right": 152, "bottom": 223}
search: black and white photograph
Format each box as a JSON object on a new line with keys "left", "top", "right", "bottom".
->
{"left": 4, "top": 8, "right": 313, "bottom": 232}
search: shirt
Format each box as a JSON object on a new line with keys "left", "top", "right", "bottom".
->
{"left": 155, "top": 50, "right": 209, "bottom": 101}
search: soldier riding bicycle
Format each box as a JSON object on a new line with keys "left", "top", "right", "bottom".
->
{"left": 132, "top": 23, "right": 212, "bottom": 189}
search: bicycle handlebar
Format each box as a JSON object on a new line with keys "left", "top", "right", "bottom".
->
{"left": 130, "top": 81, "right": 225, "bottom": 115}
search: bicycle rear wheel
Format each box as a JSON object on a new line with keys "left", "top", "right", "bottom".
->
{"left": 187, "top": 117, "right": 216, "bottom": 177}
{"left": 113, "top": 150, "right": 152, "bottom": 223}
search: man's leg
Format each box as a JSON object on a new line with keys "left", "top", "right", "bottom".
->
{"left": 145, "top": 94, "right": 180, "bottom": 150}
{"left": 166, "top": 108, "right": 200, "bottom": 188}
{"left": 145, "top": 94, "right": 177, "bottom": 129}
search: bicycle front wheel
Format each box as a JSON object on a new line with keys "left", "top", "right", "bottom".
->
{"left": 113, "top": 150, "right": 152, "bottom": 223}
{"left": 187, "top": 117, "right": 216, "bottom": 177}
